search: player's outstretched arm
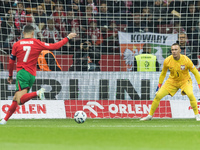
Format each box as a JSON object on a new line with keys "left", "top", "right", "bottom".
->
{"left": 38, "top": 33, "right": 77, "bottom": 50}
{"left": 155, "top": 60, "right": 168, "bottom": 95}
{"left": 190, "top": 67, "right": 200, "bottom": 88}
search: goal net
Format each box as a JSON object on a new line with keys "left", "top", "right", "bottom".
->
{"left": 0, "top": 0, "right": 199, "bottom": 119}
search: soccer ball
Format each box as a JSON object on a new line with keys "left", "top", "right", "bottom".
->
{"left": 74, "top": 111, "right": 87, "bottom": 124}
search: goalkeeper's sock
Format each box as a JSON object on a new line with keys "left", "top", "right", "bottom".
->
{"left": 150, "top": 87, "right": 169, "bottom": 116}
{"left": 20, "top": 92, "right": 37, "bottom": 105}
{"left": 190, "top": 99, "right": 199, "bottom": 115}
{"left": 4, "top": 101, "right": 18, "bottom": 121}
{"left": 149, "top": 98, "right": 160, "bottom": 116}
{"left": 186, "top": 90, "right": 199, "bottom": 115}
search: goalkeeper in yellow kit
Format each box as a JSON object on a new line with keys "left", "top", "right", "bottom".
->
{"left": 141, "top": 43, "right": 200, "bottom": 121}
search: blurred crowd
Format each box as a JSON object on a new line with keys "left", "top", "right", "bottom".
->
{"left": 0, "top": 0, "right": 200, "bottom": 61}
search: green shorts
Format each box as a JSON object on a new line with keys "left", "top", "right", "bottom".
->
{"left": 16, "top": 69, "right": 35, "bottom": 92}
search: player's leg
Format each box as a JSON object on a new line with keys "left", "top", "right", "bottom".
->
{"left": 0, "top": 95, "right": 17, "bottom": 125}
{"left": 140, "top": 87, "right": 169, "bottom": 121}
{"left": 0, "top": 70, "right": 45, "bottom": 125}
{"left": 16, "top": 69, "right": 45, "bottom": 104}
{"left": 141, "top": 80, "right": 178, "bottom": 121}
{"left": 181, "top": 81, "right": 200, "bottom": 121}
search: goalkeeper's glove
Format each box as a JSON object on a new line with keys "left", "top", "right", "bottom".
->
{"left": 155, "top": 84, "right": 162, "bottom": 95}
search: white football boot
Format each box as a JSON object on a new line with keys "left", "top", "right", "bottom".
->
{"left": 0, "top": 119, "right": 7, "bottom": 125}
{"left": 140, "top": 115, "right": 152, "bottom": 121}
{"left": 38, "top": 88, "right": 45, "bottom": 100}
{"left": 195, "top": 114, "right": 200, "bottom": 121}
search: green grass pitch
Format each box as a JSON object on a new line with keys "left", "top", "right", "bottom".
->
{"left": 0, "top": 119, "right": 200, "bottom": 150}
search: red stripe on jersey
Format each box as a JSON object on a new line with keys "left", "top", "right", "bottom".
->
{"left": 18, "top": 81, "right": 21, "bottom": 91}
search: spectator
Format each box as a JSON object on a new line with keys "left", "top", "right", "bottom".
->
{"left": 96, "top": 2, "right": 112, "bottom": 32}
{"left": 103, "top": 20, "right": 119, "bottom": 54}
{"left": 69, "top": 40, "right": 100, "bottom": 71}
{"left": 66, "top": 10, "right": 81, "bottom": 40}
{"left": 152, "top": 0, "right": 169, "bottom": 32}
{"left": 37, "top": 50, "right": 62, "bottom": 71}
{"left": 80, "top": 5, "right": 94, "bottom": 32}
{"left": 168, "top": 0, "right": 188, "bottom": 17}
{"left": 42, "top": 19, "right": 60, "bottom": 43}
{"left": 15, "top": 2, "right": 26, "bottom": 32}
{"left": 172, "top": 20, "right": 186, "bottom": 34}
{"left": 141, "top": 5, "right": 154, "bottom": 32}
{"left": 177, "top": 33, "right": 190, "bottom": 56}
{"left": 21, "top": 14, "right": 44, "bottom": 40}
{"left": 0, "top": 14, "right": 20, "bottom": 54}
{"left": 124, "top": 1, "right": 133, "bottom": 13}
{"left": 107, "top": 0, "right": 126, "bottom": 24}
{"left": 0, "top": 0, "right": 14, "bottom": 18}
{"left": 192, "top": 20, "right": 200, "bottom": 53}
{"left": 185, "top": 2, "right": 199, "bottom": 41}
{"left": 34, "top": 4, "right": 47, "bottom": 30}
{"left": 133, "top": 43, "right": 159, "bottom": 72}
{"left": 107, "top": 0, "right": 126, "bottom": 14}
{"left": 41, "top": 0, "right": 55, "bottom": 16}
{"left": 168, "top": 32, "right": 197, "bottom": 65}
{"left": 69, "top": 0, "right": 82, "bottom": 17}
{"left": 178, "top": 32, "right": 198, "bottom": 66}
{"left": 86, "top": 19, "right": 103, "bottom": 46}
{"left": 127, "top": 13, "right": 145, "bottom": 33}
{"left": 24, "top": 0, "right": 38, "bottom": 14}
{"left": 86, "top": 0, "right": 98, "bottom": 14}
{"left": 52, "top": 1, "right": 67, "bottom": 38}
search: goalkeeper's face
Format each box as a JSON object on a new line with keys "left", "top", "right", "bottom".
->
{"left": 171, "top": 45, "right": 181, "bottom": 60}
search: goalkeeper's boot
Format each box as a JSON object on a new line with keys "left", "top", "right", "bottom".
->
{"left": 140, "top": 115, "right": 152, "bottom": 121}
{"left": 0, "top": 119, "right": 7, "bottom": 125}
{"left": 195, "top": 114, "right": 200, "bottom": 121}
{"left": 38, "top": 88, "right": 45, "bottom": 100}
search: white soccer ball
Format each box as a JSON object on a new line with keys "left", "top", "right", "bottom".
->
{"left": 74, "top": 111, "right": 87, "bottom": 124}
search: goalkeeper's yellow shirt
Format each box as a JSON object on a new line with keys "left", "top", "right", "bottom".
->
{"left": 159, "top": 54, "right": 200, "bottom": 84}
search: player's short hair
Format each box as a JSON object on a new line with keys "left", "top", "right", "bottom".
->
{"left": 171, "top": 43, "right": 180, "bottom": 48}
{"left": 24, "top": 25, "right": 34, "bottom": 33}
{"left": 143, "top": 43, "right": 151, "bottom": 52}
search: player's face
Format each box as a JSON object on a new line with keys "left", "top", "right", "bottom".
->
{"left": 100, "top": 4, "right": 107, "bottom": 13}
{"left": 178, "top": 34, "right": 186, "bottom": 45}
{"left": 171, "top": 45, "right": 181, "bottom": 60}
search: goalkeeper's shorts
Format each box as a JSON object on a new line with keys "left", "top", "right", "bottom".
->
{"left": 162, "top": 78, "right": 193, "bottom": 96}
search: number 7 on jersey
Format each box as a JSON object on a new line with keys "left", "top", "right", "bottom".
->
{"left": 23, "top": 46, "right": 31, "bottom": 62}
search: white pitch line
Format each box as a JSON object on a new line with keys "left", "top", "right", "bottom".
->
{"left": 2, "top": 124, "right": 200, "bottom": 128}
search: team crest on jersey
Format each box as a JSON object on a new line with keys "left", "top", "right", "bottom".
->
{"left": 45, "top": 43, "right": 49, "bottom": 46}
{"left": 181, "top": 65, "right": 185, "bottom": 70}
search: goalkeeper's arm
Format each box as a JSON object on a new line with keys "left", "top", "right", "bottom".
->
{"left": 190, "top": 67, "right": 200, "bottom": 89}
{"left": 155, "top": 63, "right": 168, "bottom": 94}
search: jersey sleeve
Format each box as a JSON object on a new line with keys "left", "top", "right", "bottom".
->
{"left": 188, "top": 58, "right": 200, "bottom": 84}
{"left": 36, "top": 38, "right": 69, "bottom": 51}
{"left": 9, "top": 43, "right": 17, "bottom": 77}
{"left": 158, "top": 59, "right": 168, "bottom": 84}
{"left": 10, "top": 43, "right": 17, "bottom": 59}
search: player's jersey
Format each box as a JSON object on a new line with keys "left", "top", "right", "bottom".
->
{"left": 159, "top": 54, "right": 194, "bottom": 83}
{"left": 10, "top": 38, "right": 68, "bottom": 76}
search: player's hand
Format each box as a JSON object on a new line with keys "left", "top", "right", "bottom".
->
{"left": 155, "top": 84, "right": 162, "bottom": 95}
{"left": 67, "top": 33, "right": 77, "bottom": 40}
{"left": 7, "top": 76, "right": 13, "bottom": 84}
